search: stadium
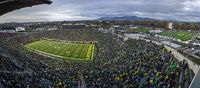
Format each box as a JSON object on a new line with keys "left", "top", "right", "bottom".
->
{"left": 0, "top": 0, "right": 200, "bottom": 88}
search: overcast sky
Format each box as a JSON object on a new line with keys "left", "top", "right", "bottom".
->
{"left": 1, "top": 0, "right": 200, "bottom": 23}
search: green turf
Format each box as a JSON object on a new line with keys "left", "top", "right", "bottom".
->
{"left": 25, "top": 40, "right": 95, "bottom": 61}
{"left": 160, "top": 31, "right": 195, "bottom": 41}
{"left": 134, "top": 27, "right": 149, "bottom": 33}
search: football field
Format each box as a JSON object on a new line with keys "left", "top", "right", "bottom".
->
{"left": 25, "top": 40, "right": 95, "bottom": 61}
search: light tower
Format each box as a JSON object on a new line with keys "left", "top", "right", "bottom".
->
{"left": 168, "top": 22, "right": 173, "bottom": 46}
{"left": 168, "top": 22, "right": 173, "bottom": 30}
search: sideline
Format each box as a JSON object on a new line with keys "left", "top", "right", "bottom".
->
{"left": 91, "top": 44, "right": 95, "bottom": 60}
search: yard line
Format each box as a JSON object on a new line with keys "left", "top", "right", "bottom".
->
{"left": 25, "top": 40, "right": 95, "bottom": 61}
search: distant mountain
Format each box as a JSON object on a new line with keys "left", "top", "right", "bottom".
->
{"left": 98, "top": 16, "right": 157, "bottom": 21}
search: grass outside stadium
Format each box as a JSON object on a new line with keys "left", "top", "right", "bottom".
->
{"left": 24, "top": 39, "right": 97, "bottom": 61}
{"left": 134, "top": 27, "right": 149, "bottom": 33}
{"left": 160, "top": 31, "right": 195, "bottom": 41}
{"left": 133, "top": 27, "right": 195, "bottom": 41}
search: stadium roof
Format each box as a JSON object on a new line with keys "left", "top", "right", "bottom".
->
{"left": 189, "top": 67, "right": 200, "bottom": 88}
{"left": 0, "top": 0, "right": 52, "bottom": 16}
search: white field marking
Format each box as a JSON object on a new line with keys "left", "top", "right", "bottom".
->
{"left": 91, "top": 44, "right": 95, "bottom": 60}
{"left": 66, "top": 51, "right": 70, "bottom": 53}
{"left": 26, "top": 47, "right": 86, "bottom": 61}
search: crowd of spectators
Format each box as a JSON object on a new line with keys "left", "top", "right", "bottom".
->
{"left": 0, "top": 29, "right": 194, "bottom": 88}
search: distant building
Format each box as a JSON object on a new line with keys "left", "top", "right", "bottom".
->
{"left": 48, "top": 28, "right": 57, "bottom": 31}
{"left": 109, "top": 27, "right": 115, "bottom": 33}
{"left": 109, "top": 26, "right": 126, "bottom": 34}
{"left": 0, "top": 26, "right": 26, "bottom": 33}
{"left": 115, "top": 27, "right": 125, "bottom": 31}
{"left": 35, "top": 28, "right": 47, "bottom": 31}
{"left": 129, "top": 25, "right": 137, "bottom": 29}
{"left": 196, "top": 33, "right": 200, "bottom": 40}
{"left": 16, "top": 27, "right": 25, "bottom": 32}
{"left": 35, "top": 27, "right": 57, "bottom": 31}
{"left": 149, "top": 30, "right": 163, "bottom": 34}
{"left": 98, "top": 27, "right": 108, "bottom": 33}
{"left": 124, "top": 33, "right": 147, "bottom": 40}
{"left": 168, "top": 22, "right": 173, "bottom": 30}
{"left": 113, "top": 25, "right": 120, "bottom": 28}
{"left": 1, "top": 26, "right": 16, "bottom": 33}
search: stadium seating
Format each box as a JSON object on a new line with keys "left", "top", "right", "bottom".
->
{"left": 0, "top": 29, "right": 194, "bottom": 88}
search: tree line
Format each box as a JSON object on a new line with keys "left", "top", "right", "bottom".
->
{"left": 96, "top": 20, "right": 200, "bottom": 31}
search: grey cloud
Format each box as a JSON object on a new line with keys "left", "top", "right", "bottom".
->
{"left": 1, "top": 0, "right": 200, "bottom": 22}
